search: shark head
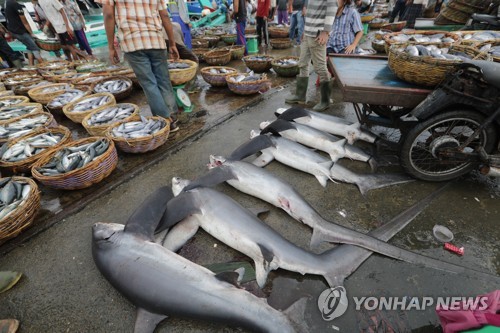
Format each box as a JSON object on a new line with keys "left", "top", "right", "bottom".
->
{"left": 92, "top": 222, "right": 124, "bottom": 248}
{"left": 208, "top": 155, "right": 227, "bottom": 169}
{"left": 250, "top": 130, "right": 260, "bottom": 139}
{"left": 172, "top": 177, "right": 191, "bottom": 197}
{"left": 259, "top": 120, "right": 272, "bottom": 130}
{"left": 275, "top": 108, "right": 287, "bottom": 116}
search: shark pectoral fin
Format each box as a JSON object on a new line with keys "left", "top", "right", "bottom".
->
{"left": 255, "top": 243, "right": 275, "bottom": 288}
{"left": 282, "top": 297, "right": 311, "bottom": 333}
{"left": 318, "top": 161, "right": 336, "bottom": 186}
{"left": 214, "top": 267, "right": 246, "bottom": 287}
{"left": 161, "top": 217, "right": 200, "bottom": 252}
{"left": 134, "top": 308, "right": 167, "bottom": 333}
{"left": 247, "top": 206, "right": 270, "bottom": 217}
{"left": 156, "top": 193, "right": 201, "bottom": 233}
{"left": 252, "top": 150, "right": 275, "bottom": 167}
{"left": 314, "top": 175, "right": 329, "bottom": 188}
{"left": 276, "top": 107, "right": 310, "bottom": 121}
{"left": 228, "top": 135, "right": 274, "bottom": 161}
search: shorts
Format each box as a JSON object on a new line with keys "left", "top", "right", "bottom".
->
{"left": 58, "top": 32, "right": 77, "bottom": 46}
{"left": 10, "top": 32, "right": 41, "bottom": 56}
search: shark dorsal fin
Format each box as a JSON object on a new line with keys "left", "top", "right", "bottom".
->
{"left": 260, "top": 119, "right": 296, "bottom": 136}
{"left": 275, "top": 107, "right": 310, "bottom": 121}
{"left": 214, "top": 267, "right": 246, "bottom": 287}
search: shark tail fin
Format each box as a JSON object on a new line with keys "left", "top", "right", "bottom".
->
{"left": 282, "top": 297, "right": 311, "bottom": 333}
{"left": 356, "top": 173, "right": 415, "bottom": 196}
{"left": 368, "top": 157, "right": 378, "bottom": 172}
{"left": 310, "top": 226, "right": 330, "bottom": 251}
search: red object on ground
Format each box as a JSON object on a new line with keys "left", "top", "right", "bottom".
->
{"left": 444, "top": 243, "right": 464, "bottom": 256}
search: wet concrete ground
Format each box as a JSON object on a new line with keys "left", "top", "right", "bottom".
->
{"left": 0, "top": 44, "right": 499, "bottom": 333}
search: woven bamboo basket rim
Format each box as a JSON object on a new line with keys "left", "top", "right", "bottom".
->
{"left": 200, "top": 66, "right": 238, "bottom": 86}
{"left": 0, "top": 102, "right": 44, "bottom": 125}
{"left": 61, "top": 73, "right": 92, "bottom": 84}
{"left": 268, "top": 27, "right": 289, "bottom": 38}
{"left": 243, "top": 55, "right": 275, "bottom": 72}
{"left": 76, "top": 62, "right": 107, "bottom": 73}
{"left": 270, "top": 38, "right": 292, "bottom": 48}
{"left": 112, "top": 68, "right": 135, "bottom": 76}
{"left": 31, "top": 136, "right": 118, "bottom": 190}
{"left": 105, "top": 116, "right": 170, "bottom": 153}
{"left": 46, "top": 89, "right": 92, "bottom": 114}
{"left": 36, "top": 60, "right": 69, "bottom": 70}
{"left": 43, "top": 70, "right": 78, "bottom": 83}
{"left": 200, "top": 66, "right": 238, "bottom": 76}
{"left": 205, "top": 50, "right": 232, "bottom": 65}
{"left": 168, "top": 60, "right": 198, "bottom": 86}
{"left": 0, "top": 176, "right": 40, "bottom": 241}
{"left": 82, "top": 103, "right": 140, "bottom": 137}
{"left": 4, "top": 76, "right": 43, "bottom": 89}
{"left": 192, "top": 38, "right": 210, "bottom": 48}
{"left": 226, "top": 45, "right": 245, "bottom": 59}
{"left": 476, "top": 40, "right": 500, "bottom": 62}
{"left": 0, "top": 95, "right": 30, "bottom": 108}
{"left": 225, "top": 72, "right": 269, "bottom": 85}
{"left": 370, "top": 21, "right": 389, "bottom": 29}
{"left": 456, "top": 31, "right": 499, "bottom": 46}
{"left": 448, "top": 0, "right": 487, "bottom": 12}
{"left": 193, "top": 48, "right": 211, "bottom": 61}
{"left": 63, "top": 92, "right": 116, "bottom": 123}
{"left": 271, "top": 56, "right": 300, "bottom": 67}
{"left": 0, "top": 112, "right": 56, "bottom": 144}
{"left": 3, "top": 75, "right": 42, "bottom": 89}
{"left": 89, "top": 66, "right": 127, "bottom": 75}
{"left": 2, "top": 70, "right": 39, "bottom": 79}
{"left": 384, "top": 30, "right": 461, "bottom": 53}
{"left": 35, "top": 39, "right": 61, "bottom": 52}
{"left": 440, "top": 6, "right": 469, "bottom": 24}
{"left": 28, "top": 83, "right": 73, "bottom": 105}
{"left": 71, "top": 74, "right": 106, "bottom": 87}
{"left": 226, "top": 73, "right": 271, "bottom": 95}
{"left": 92, "top": 76, "right": 134, "bottom": 101}
{"left": 0, "top": 125, "right": 72, "bottom": 172}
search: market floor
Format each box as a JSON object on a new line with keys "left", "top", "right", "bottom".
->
{"left": 0, "top": 80, "right": 499, "bottom": 332}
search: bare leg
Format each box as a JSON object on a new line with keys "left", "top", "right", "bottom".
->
{"left": 27, "top": 53, "right": 34, "bottom": 66}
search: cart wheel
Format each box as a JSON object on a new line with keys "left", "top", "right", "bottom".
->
{"left": 400, "top": 109, "right": 497, "bottom": 182}
{"left": 369, "top": 105, "right": 411, "bottom": 119}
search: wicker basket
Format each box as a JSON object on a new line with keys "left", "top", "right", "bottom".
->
{"left": 0, "top": 126, "right": 72, "bottom": 174}
{"left": 28, "top": 83, "right": 73, "bottom": 104}
{"left": 193, "top": 48, "right": 211, "bottom": 62}
{"left": 46, "top": 89, "right": 91, "bottom": 114}
{"left": 271, "top": 57, "right": 300, "bottom": 77}
{"left": 106, "top": 116, "right": 170, "bottom": 153}
{"left": 0, "top": 96, "right": 30, "bottom": 108}
{"left": 63, "top": 93, "right": 116, "bottom": 123}
{"left": 221, "top": 34, "right": 237, "bottom": 45}
{"left": 439, "top": 6, "right": 470, "bottom": 24}
{"left": 0, "top": 91, "right": 14, "bottom": 98}
{"left": 76, "top": 62, "right": 107, "bottom": 73}
{"left": 203, "top": 36, "right": 221, "bottom": 47}
{"left": 205, "top": 49, "right": 232, "bottom": 66}
{"left": 42, "top": 69, "right": 77, "bottom": 82}
{"left": 56, "top": 72, "right": 91, "bottom": 84}
{"left": 0, "top": 177, "right": 40, "bottom": 241}
{"left": 227, "top": 45, "right": 245, "bottom": 59}
{"left": 0, "top": 103, "right": 44, "bottom": 124}
{"left": 34, "top": 38, "right": 61, "bottom": 52}
{"left": 168, "top": 60, "right": 199, "bottom": 86}
{"left": 270, "top": 38, "right": 292, "bottom": 49}
{"left": 361, "top": 14, "right": 375, "bottom": 23}
{"left": 0, "top": 112, "right": 57, "bottom": 144}
{"left": 89, "top": 65, "right": 127, "bottom": 76}
{"left": 226, "top": 73, "right": 271, "bottom": 95}
{"left": 200, "top": 66, "right": 238, "bottom": 87}
{"left": 268, "top": 27, "right": 289, "bottom": 38}
{"left": 192, "top": 38, "right": 210, "bottom": 48}
{"left": 3, "top": 75, "right": 42, "bottom": 90}
{"left": 381, "top": 21, "right": 407, "bottom": 32}
{"left": 447, "top": 0, "right": 487, "bottom": 15}
{"left": 82, "top": 103, "right": 141, "bottom": 136}
{"left": 372, "top": 40, "right": 387, "bottom": 53}
{"left": 12, "top": 80, "right": 49, "bottom": 97}
{"left": 476, "top": 40, "right": 500, "bottom": 62}
{"left": 31, "top": 137, "right": 118, "bottom": 190}
{"left": 71, "top": 75, "right": 107, "bottom": 90}
{"left": 388, "top": 43, "right": 492, "bottom": 87}
{"left": 370, "top": 20, "right": 390, "bottom": 29}
{"left": 243, "top": 55, "right": 274, "bottom": 73}
{"left": 384, "top": 30, "right": 461, "bottom": 53}
{"left": 93, "top": 76, "right": 134, "bottom": 102}
{"left": 36, "top": 60, "right": 69, "bottom": 72}
{"left": 245, "top": 26, "right": 256, "bottom": 34}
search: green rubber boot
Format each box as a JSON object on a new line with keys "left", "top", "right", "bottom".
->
{"left": 285, "top": 76, "right": 308, "bottom": 104}
{"left": 312, "top": 80, "right": 331, "bottom": 112}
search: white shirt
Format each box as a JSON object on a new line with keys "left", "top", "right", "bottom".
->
{"left": 38, "top": 0, "right": 67, "bottom": 34}
{"left": 412, "top": 0, "right": 428, "bottom": 6}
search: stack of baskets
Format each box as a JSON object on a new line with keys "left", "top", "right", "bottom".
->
{"left": 271, "top": 57, "right": 300, "bottom": 77}
{"left": 435, "top": 0, "right": 489, "bottom": 24}
{"left": 31, "top": 137, "right": 118, "bottom": 190}
{"left": 243, "top": 55, "right": 274, "bottom": 73}
{"left": 270, "top": 38, "right": 292, "bottom": 49}
{"left": 268, "top": 26, "right": 289, "bottom": 39}
{"left": 225, "top": 73, "right": 271, "bottom": 95}
{"left": 168, "top": 60, "right": 198, "bottom": 85}
{"left": 205, "top": 49, "right": 232, "bottom": 66}
{"left": 200, "top": 66, "right": 237, "bottom": 87}
{"left": 105, "top": 116, "right": 170, "bottom": 153}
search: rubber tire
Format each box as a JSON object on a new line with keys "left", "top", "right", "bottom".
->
{"left": 369, "top": 105, "right": 411, "bottom": 119}
{"left": 400, "top": 110, "right": 498, "bottom": 182}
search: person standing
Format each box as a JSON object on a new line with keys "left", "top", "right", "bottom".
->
{"left": 5, "top": 0, "right": 44, "bottom": 65}
{"left": 256, "top": 0, "right": 270, "bottom": 46}
{"left": 233, "top": 0, "right": 248, "bottom": 55}
{"left": 32, "top": 0, "right": 63, "bottom": 58}
{"left": 38, "top": 0, "right": 89, "bottom": 61}
{"left": 285, "top": 0, "right": 336, "bottom": 111}
{"left": 163, "top": 22, "right": 198, "bottom": 63}
{"left": 0, "top": 23, "right": 23, "bottom": 68}
{"left": 101, "top": 0, "right": 181, "bottom": 132}
{"left": 288, "top": 0, "right": 306, "bottom": 46}
{"left": 277, "top": 0, "right": 289, "bottom": 25}
{"left": 60, "top": 0, "right": 94, "bottom": 58}
{"left": 389, "top": 0, "right": 407, "bottom": 22}
{"left": 403, "top": 0, "right": 428, "bottom": 28}
{"left": 170, "top": 0, "right": 192, "bottom": 50}
{"left": 327, "top": 0, "right": 363, "bottom": 54}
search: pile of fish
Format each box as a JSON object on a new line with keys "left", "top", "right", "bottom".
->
{"left": 77, "top": 76, "right": 106, "bottom": 84}
{"left": 168, "top": 62, "right": 192, "bottom": 70}
{"left": 0, "top": 132, "right": 65, "bottom": 163}
{"left": 77, "top": 62, "right": 106, "bottom": 72}
{"left": 91, "top": 65, "right": 122, "bottom": 73}
{"left": 459, "top": 31, "right": 500, "bottom": 43}
{"left": 208, "top": 67, "right": 234, "bottom": 75}
{"left": 397, "top": 44, "right": 476, "bottom": 61}
{"left": 0, "top": 91, "right": 14, "bottom": 98}
{"left": 86, "top": 104, "right": 136, "bottom": 126}
{"left": 0, "top": 178, "right": 32, "bottom": 221}
{"left": 0, "top": 114, "right": 51, "bottom": 140}
{"left": 41, "top": 68, "right": 74, "bottom": 76}
{"left": 4, "top": 76, "right": 40, "bottom": 86}
{"left": 390, "top": 33, "right": 456, "bottom": 44}
{"left": 94, "top": 79, "right": 131, "bottom": 94}
{"left": 229, "top": 73, "right": 265, "bottom": 83}
{"left": 478, "top": 44, "right": 500, "bottom": 57}
{"left": 109, "top": 116, "right": 166, "bottom": 139}
{"left": 0, "top": 97, "right": 28, "bottom": 108}
{"left": 36, "top": 84, "right": 70, "bottom": 94}
{"left": 62, "top": 73, "right": 90, "bottom": 81}
{"left": 0, "top": 104, "right": 41, "bottom": 121}
{"left": 274, "top": 58, "right": 298, "bottom": 67}
{"left": 70, "top": 95, "right": 113, "bottom": 113}
{"left": 35, "top": 139, "right": 110, "bottom": 176}
{"left": 38, "top": 62, "right": 66, "bottom": 70}
{"left": 245, "top": 56, "right": 272, "bottom": 62}
{"left": 48, "top": 89, "right": 87, "bottom": 109}
{"left": 15, "top": 80, "right": 51, "bottom": 92}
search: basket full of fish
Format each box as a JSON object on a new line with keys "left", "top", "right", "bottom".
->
{"left": 36, "top": 60, "right": 69, "bottom": 72}
{"left": 168, "top": 60, "right": 198, "bottom": 86}
{"left": 271, "top": 57, "right": 300, "bottom": 77}
{"left": 476, "top": 41, "right": 500, "bottom": 62}
{"left": 0, "top": 96, "right": 30, "bottom": 109}
{"left": 0, "top": 91, "right": 14, "bottom": 98}
{"left": 269, "top": 38, "right": 292, "bottom": 49}
{"left": 31, "top": 137, "right": 118, "bottom": 190}
{"left": 0, "top": 103, "right": 44, "bottom": 124}
{"left": 0, "top": 112, "right": 57, "bottom": 144}
{"left": 41, "top": 68, "right": 77, "bottom": 82}
{"left": 63, "top": 93, "right": 116, "bottom": 124}
{"left": 47, "top": 89, "right": 90, "bottom": 114}
{"left": 383, "top": 31, "right": 462, "bottom": 54}
{"left": 105, "top": 116, "right": 170, "bottom": 153}
{"left": 456, "top": 31, "right": 500, "bottom": 46}
{"left": 200, "top": 66, "right": 237, "bottom": 87}
{"left": 71, "top": 75, "right": 108, "bottom": 90}
{"left": 0, "top": 177, "right": 40, "bottom": 241}
{"left": 4, "top": 76, "right": 43, "bottom": 91}
{"left": 28, "top": 83, "right": 73, "bottom": 105}
{"left": 225, "top": 72, "right": 271, "bottom": 95}
{"left": 388, "top": 43, "right": 493, "bottom": 87}
{"left": 82, "top": 103, "right": 140, "bottom": 136}
{"left": 75, "top": 62, "right": 107, "bottom": 73}
{"left": 0, "top": 126, "right": 71, "bottom": 173}
{"left": 204, "top": 49, "right": 232, "bottom": 66}
{"left": 93, "top": 77, "right": 133, "bottom": 102}
{"left": 13, "top": 80, "right": 51, "bottom": 97}
{"left": 242, "top": 55, "right": 275, "bottom": 73}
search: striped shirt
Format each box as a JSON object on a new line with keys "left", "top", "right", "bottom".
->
{"left": 98, "top": 0, "right": 166, "bottom": 53}
{"left": 327, "top": 5, "right": 362, "bottom": 53}
{"left": 303, "top": 0, "right": 337, "bottom": 37}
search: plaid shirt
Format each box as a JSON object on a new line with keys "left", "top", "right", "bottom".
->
{"left": 327, "top": 5, "right": 362, "bottom": 53}
{"left": 98, "top": 0, "right": 167, "bottom": 53}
